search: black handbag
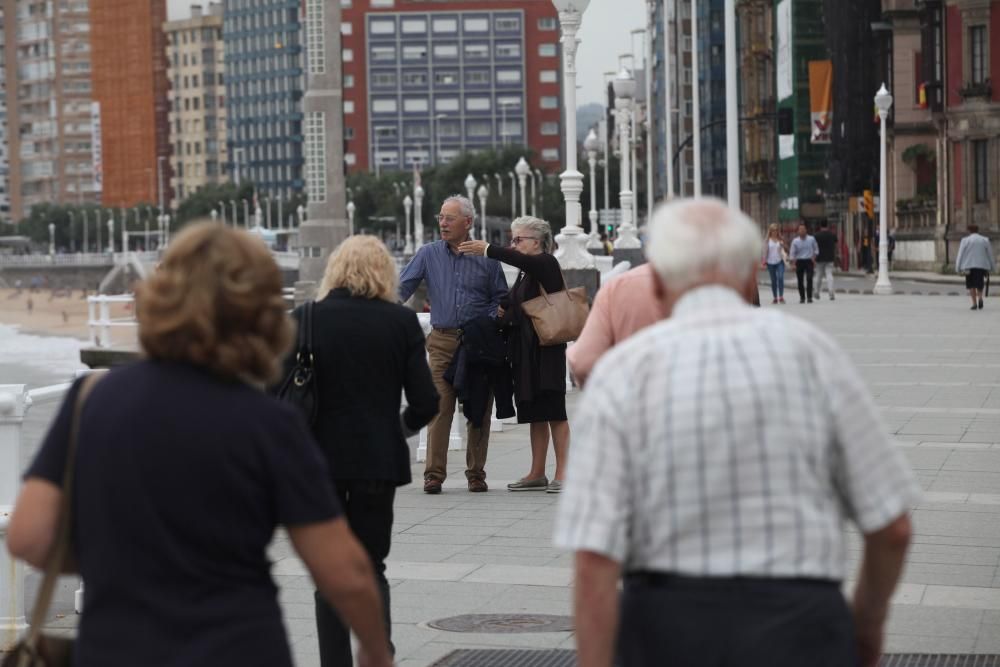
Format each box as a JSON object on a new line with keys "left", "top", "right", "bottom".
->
{"left": 276, "top": 300, "right": 319, "bottom": 426}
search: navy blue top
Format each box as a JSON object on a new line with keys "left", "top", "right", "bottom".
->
{"left": 27, "top": 360, "right": 340, "bottom": 667}
{"left": 398, "top": 240, "right": 508, "bottom": 328}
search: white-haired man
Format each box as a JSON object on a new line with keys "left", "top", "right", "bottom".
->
{"left": 555, "top": 198, "right": 918, "bottom": 667}
{"left": 399, "top": 195, "right": 508, "bottom": 494}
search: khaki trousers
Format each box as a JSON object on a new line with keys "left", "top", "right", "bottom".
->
{"left": 424, "top": 329, "right": 493, "bottom": 483}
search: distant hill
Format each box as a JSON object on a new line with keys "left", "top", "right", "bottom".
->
{"left": 576, "top": 103, "right": 605, "bottom": 144}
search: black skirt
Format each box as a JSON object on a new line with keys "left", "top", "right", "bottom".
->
{"left": 515, "top": 390, "right": 567, "bottom": 424}
{"left": 966, "top": 268, "right": 987, "bottom": 290}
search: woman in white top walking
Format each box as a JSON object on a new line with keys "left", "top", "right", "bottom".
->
{"left": 762, "top": 223, "right": 787, "bottom": 304}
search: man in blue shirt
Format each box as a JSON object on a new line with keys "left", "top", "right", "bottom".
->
{"left": 789, "top": 223, "right": 819, "bottom": 304}
{"left": 399, "top": 194, "right": 508, "bottom": 494}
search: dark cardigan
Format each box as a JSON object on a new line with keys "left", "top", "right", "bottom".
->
{"left": 485, "top": 244, "right": 567, "bottom": 403}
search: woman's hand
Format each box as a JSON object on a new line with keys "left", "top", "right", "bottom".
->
{"left": 458, "top": 240, "right": 488, "bottom": 256}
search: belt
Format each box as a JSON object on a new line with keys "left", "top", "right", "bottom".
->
{"left": 624, "top": 572, "right": 839, "bottom": 590}
{"left": 432, "top": 327, "right": 462, "bottom": 335}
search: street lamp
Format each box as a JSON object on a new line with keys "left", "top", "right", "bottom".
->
{"left": 534, "top": 168, "right": 544, "bottom": 217}
{"left": 551, "top": 0, "right": 597, "bottom": 270}
{"left": 217, "top": 201, "right": 226, "bottom": 226}
{"left": 494, "top": 172, "right": 504, "bottom": 197}
{"left": 414, "top": 185, "right": 424, "bottom": 250}
{"left": 210, "top": 209, "right": 218, "bottom": 223}
{"left": 403, "top": 194, "right": 414, "bottom": 255}
{"left": 107, "top": 216, "right": 115, "bottom": 253}
{"left": 346, "top": 200, "right": 356, "bottom": 236}
{"left": 584, "top": 128, "right": 602, "bottom": 248}
{"left": 477, "top": 184, "right": 489, "bottom": 242}
{"left": 464, "top": 173, "right": 477, "bottom": 236}
{"left": 873, "top": 83, "right": 894, "bottom": 295}
{"left": 48, "top": 222, "right": 55, "bottom": 257}
{"left": 515, "top": 158, "right": 530, "bottom": 217}
{"left": 508, "top": 171, "right": 517, "bottom": 221}
{"left": 82, "top": 209, "right": 89, "bottom": 253}
{"left": 613, "top": 67, "right": 641, "bottom": 249}
{"left": 68, "top": 211, "right": 76, "bottom": 253}
{"left": 296, "top": 205, "right": 305, "bottom": 227}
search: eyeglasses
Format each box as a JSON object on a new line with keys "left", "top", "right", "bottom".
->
{"left": 436, "top": 214, "right": 466, "bottom": 224}
{"left": 510, "top": 236, "right": 539, "bottom": 246}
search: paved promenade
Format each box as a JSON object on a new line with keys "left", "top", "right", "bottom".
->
{"left": 18, "top": 292, "right": 1000, "bottom": 665}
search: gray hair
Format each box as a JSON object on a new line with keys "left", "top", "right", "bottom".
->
{"left": 442, "top": 195, "right": 475, "bottom": 221}
{"left": 511, "top": 216, "right": 554, "bottom": 253}
{"left": 645, "top": 197, "right": 761, "bottom": 293}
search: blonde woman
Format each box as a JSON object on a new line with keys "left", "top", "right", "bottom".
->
{"left": 10, "top": 223, "right": 393, "bottom": 667}
{"left": 289, "top": 235, "right": 439, "bottom": 667}
{"left": 762, "top": 223, "right": 788, "bottom": 304}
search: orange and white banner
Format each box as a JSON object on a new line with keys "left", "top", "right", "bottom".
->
{"left": 808, "top": 60, "right": 833, "bottom": 144}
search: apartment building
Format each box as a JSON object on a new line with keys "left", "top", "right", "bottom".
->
{"left": 737, "top": 0, "right": 777, "bottom": 226}
{"left": 652, "top": 0, "right": 694, "bottom": 200}
{"left": 164, "top": 3, "right": 226, "bottom": 209}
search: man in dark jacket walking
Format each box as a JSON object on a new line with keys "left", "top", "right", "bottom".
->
{"left": 814, "top": 220, "right": 838, "bottom": 301}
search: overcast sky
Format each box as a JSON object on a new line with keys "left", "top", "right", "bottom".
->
{"left": 166, "top": 0, "right": 644, "bottom": 106}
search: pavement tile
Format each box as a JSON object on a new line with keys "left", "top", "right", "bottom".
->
{"left": 922, "top": 585, "right": 1000, "bottom": 610}
{"left": 885, "top": 606, "right": 984, "bottom": 638}
{"left": 461, "top": 564, "right": 574, "bottom": 587}
{"left": 385, "top": 561, "right": 483, "bottom": 582}
{"left": 883, "top": 634, "right": 977, "bottom": 653}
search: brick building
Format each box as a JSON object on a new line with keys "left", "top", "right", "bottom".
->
{"left": 89, "top": 0, "right": 172, "bottom": 208}
{"left": 339, "top": 0, "right": 563, "bottom": 173}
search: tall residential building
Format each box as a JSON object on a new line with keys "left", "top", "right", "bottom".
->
{"left": 224, "top": 0, "right": 305, "bottom": 198}
{"left": 696, "top": 0, "right": 728, "bottom": 198}
{"left": 165, "top": 3, "right": 226, "bottom": 209}
{"left": 340, "top": 0, "right": 563, "bottom": 173}
{"left": 89, "top": 0, "right": 171, "bottom": 208}
{"left": 652, "top": 0, "right": 694, "bottom": 200}
{"left": 3, "top": 0, "right": 98, "bottom": 221}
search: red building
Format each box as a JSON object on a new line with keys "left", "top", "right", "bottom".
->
{"left": 339, "top": 0, "right": 563, "bottom": 174}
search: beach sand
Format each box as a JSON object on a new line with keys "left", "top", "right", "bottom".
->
{"left": 0, "top": 287, "right": 136, "bottom": 342}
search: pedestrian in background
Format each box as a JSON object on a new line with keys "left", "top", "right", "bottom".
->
{"left": 955, "top": 224, "right": 996, "bottom": 310}
{"left": 556, "top": 198, "right": 918, "bottom": 667}
{"left": 814, "top": 220, "right": 838, "bottom": 301}
{"left": 789, "top": 223, "right": 819, "bottom": 303}
{"left": 761, "top": 223, "right": 787, "bottom": 304}
{"left": 459, "top": 216, "right": 569, "bottom": 494}
{"left": 292, "top": 235, "right": 440, "bottom": 666}
{"left": 9, "top": 223, "right": 393, "bottom": 667}
{"left": 399, "top": 194, "right": 508, "bottom": 494}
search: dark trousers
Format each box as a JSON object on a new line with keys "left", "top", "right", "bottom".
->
{"left": 315, "top": 480, "right": 396, "bottom": 667}
{"left": 795, "top": 259, "right": 814, "bottom": 301}
{"left": 617, "top": 574, "right": 858, "bottom": 667}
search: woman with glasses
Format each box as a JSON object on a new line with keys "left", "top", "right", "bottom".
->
{"left": 459, "top": 216, "right": 569, "bottom": 494}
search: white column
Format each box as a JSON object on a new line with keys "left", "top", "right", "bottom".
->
{"left": 403, "top": 195, "right": 414, "bottom": 255}
{"left": 615, "top": 103, "right": 640, "bottom": 249}
{"left": 414, "top": 186, "right": 424, "bottom": 250}
{"left": 630, "top": 128, "right": 638, "bottom": 224}
{"left": 874, "top": 83, "right": 894, "bottom": 295}
{"left": 477, "top": 185, "right": 488, "bottom": 241}
{"left": 724, "top": 0, "right": 739, "bottom": 208}
{"left": 0, "top": 385, "right": 30, "bottom": 643}
{"left": 664, "top": 0, "right": 675, "bottom": 199}
{"left": 553, "top": 5, "right": 597, "bottom": 270}
{"left": 691, "top": 0, "right": 702, "bottom": 196}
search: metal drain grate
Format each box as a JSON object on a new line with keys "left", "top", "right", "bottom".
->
{"left": 430, "top": 649, "right": 576, "bottom": 667}
{"left": 428, "top": 614, "right": 574, "bottom": 634}
{"left": 880, "top": 657, "right": 1000, "bottom": 667}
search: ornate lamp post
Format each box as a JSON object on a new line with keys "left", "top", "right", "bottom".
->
{"left": 551, "top": 0, "right": 596, "bottom": 270}
{"left": 494, "top": 172, "right": 503, "bottom": 196}
{"left": 477, "top": 184, "right": 489, "bottom": 242}
{"left": 508, "top": 171, "right": 517, "bottom": 220}
{"left": 874, "top": 83, "right": 894, "bottom": 295}
{"left": 217, "top": 201, "right": 226, "bottom": 226}
{"left": 584, "top": 128, "right": 602, "bottom": 249}
{"left": 528, "top": 169, "right": 537, "bottom": 217}
{"left": 515, "top": 158, "right": 530, "bottom": 218}
{"left": 346, "top": 200, "right": 356, "bottom": 236}
{"left": 48, "top": 223, "right": 55, "bottom": 256}
{"left": 106, "top": 216, "right": 115, "bottom": 254}
{"left": 414, "top": 185, "right": 424, "bottom": 250}
{"left": 210, "top": 209, "right": 218, "bottom": 223}
{"left": 464, "top": 173, "right": 477, "bottom": 237}
{"left": 403, "top": 194, "right": 413, "bottom": 255}
{"left": 296, "top": 205, "right": 305, "bottom": 227}
{"left": 613, "top": 68, "right": 641, "bottom": 249}
{"left": 534, "top": 168, "right": 544, "bottom": 217}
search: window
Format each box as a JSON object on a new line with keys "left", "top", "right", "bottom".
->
{"left": 438, "top": 121, "right": 460, "bottom": 137}
{"left": 496, "top": 69, "right": 522, "bottom": 84}
{"left": 465, "top": 70, "right": 489, "bottom": 85}
{"left": 540, "top": 122, "right": 559, "bottom": 135}
{"left": 435, "top": 71, "right": 459, "bottom": 85}
{"left": 540, "top": 96, "right": 558, "bottom": 109}
{"left": 496, "top": 42, "right": 521, "bottom": 58}
{"left": 466, "top": 120, "right": 492, "bottom": 137}
{"left": 465, "top": 43, "right": 489, "bottom": 59}
{"left": 371, "top": 71, "right": 396, "bottom": 87}
{"left": 371, "top": 46, "right": 396, "bottom": 62}
{"left": 404, "top": 98, "right": 429, "bottom": 112}
{"left": 372, "top": 99, "right": 398, "bottom": 113}
{"left": 500, "top": 120, "right": 522, "bottom": 138}
{"left": 464, "top": 17, "right": 489, "bottom": 32}
{"left": 541, "top": 148, "right": 559, "bottom": 161}
{"left": 433, "top": 18, "right": 457, "bottom": 33}
{"left": 344, "top": 74, "right": 355, "bottom": 88}
{"left": 403, "top": 44, "right": 427, "bottom": 60}
{"left": 973, "top": 139, "right": 989, "bottom": 203}
{"left": 970, "top": 26, "right": 986, "bottom": 84}
{"left": 341, "top": 22, "right": 352, "bottom": 35}
{"left": 345, "top": 127, "right": 355, "bottom": 140}
{"left": 402, "top": 18, "right": 426, "bottom": 33}
{"left": 344, "top": 153, "right": 356, "bottom": 165}
{"left": 495, "top": 16, "right": 520, "bottom": 32}
{"left": 370, "top": 19, "right": 395, "bottom": 35}
{"left": 466, "top": 97, "right": 491, "bottom": 111}
{"left": 497, "top": 95, "right": 522, "bottom": 110}
{"left": 404, "top": 123, "right": 430, "bottom": 139}
{"left": 341, "top": 0, "right": 351, "bottom": 6}
{"left": 435, "top": 97, "right": 459, "bottom": 112}
{"left": 538, "top": 17, "right": 557, "bottom": 30}
{"left": 343, "top": 48, "right": 354, "bottom": 62}
{"left": 539, "top": 43, "right": 557, "bottom": 57}
{"left": 402, "top": 71, "right": 428, "bottom": 86}
{"left": 304, "top": 111, "right": 327, "bottom": 202}
{"left": 539, "top": 70, "right": 558, "bottom": 83}
{"left": 370, "top": 0, "right": 394, "bottom": 7}
{"left": 433, "top": 43, "right": 458, "bottom": 58}
{"left": 344, "top": 100, "right": 355, "bottom": 114}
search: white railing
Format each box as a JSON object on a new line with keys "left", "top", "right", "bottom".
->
{"left": 0, "top": 252, "right": 115, "bottom": 268}
{"left": 87, "top": 294, "right": 137, "bottom": 348}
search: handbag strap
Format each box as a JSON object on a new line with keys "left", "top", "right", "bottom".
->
{"left": 298, "top": 301, "right": 314, "bottom": 367}
{"left": 23, "top": 372, "right": 103, "bottom": 647}
{"left": 537, "top": 272, "right": 578, "bottom": 303}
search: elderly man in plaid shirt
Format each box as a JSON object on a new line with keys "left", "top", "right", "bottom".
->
{"left": 555, "top": 198, "right": 919, "bottom": 667}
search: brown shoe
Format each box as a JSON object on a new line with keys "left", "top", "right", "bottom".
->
{"left": 468, "top": 478, "right": 488, "bottom": 493}
{"left": 423, "top": 478, "right": 442, "bottom": 494}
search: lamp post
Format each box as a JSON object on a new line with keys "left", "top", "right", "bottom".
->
{"left": 873, "top": 83, "right": 894, "bottom": 295}
{"left": 515, "top": 158, "right": 530, "bottom": 217}
{"left": 413, "top": 185, "right": 424, "bottom": 249}
{"left": 217, "top": 201, "right": 226, "bottom": 226}
{"left": 403, "top": 194, "right": 413, "bottom": 255}
{"left": 296, "top": 205, "right": 305, "bottom": 227}
{"left": 534, "top": 168, "right": 544, "bottom": 217}
{"left": 277, "top": 198, "right": 284, "bottom": 231}
{"left": 584, "top": 128, "right": 601, "bottom": 247}
{"left": 614, "top": 68, "right": 641, "bottom": 249}
{"left": 602, "top": 70, "right": 615, "bottom": 215}
{"left": 230, "top": 199, "right": 237, "bottom": 227}
{"left": 508, "top": 171, "right": 517, "bottom": 220}
{"left": 464, "top": 173, "right": 477, "bottom": 236}
{"left": 82, "top": 209, "right": 89, "bottom": 253}
{"left": 68, "top": 211, "right": 75, "bottom": 253}
{"left": 477, "top": 184, "right": 488, "bottom": 242}
{"left": 242, "top": 199, "right": 250, "bottom": 229}
{"left": 48, "top": 222, "right": 55, "bottom": 256}
{"left": 210, "top": 209, "right": 218, "bottom": 223}
{"left": 107, "top": 216, "right": 115, "bottom": 254}
{"left": 551, "top": 0, "right": 596, "bottom": 270}
{"left": 346, "top": 200, "right": 356, "bottom": 236}
{"left": 494, "top": 173, "right": 503, "bottom": 197}
{"left": 528, "top": 168, "right": 537, "bottom": 216}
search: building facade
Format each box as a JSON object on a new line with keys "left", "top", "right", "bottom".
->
{"left": 223, "top": 0, "right": 305, "bottom": 198}
{"left": 340, "top": 0, "right": 563, "bottom": 173}
{"left": 165, "top": 3, "right": 226, "bottom": 210}
{"left": 2, "top": 0, "right": 99, "bottom": 221}
{"left": 697, "top": 0, "right": 728, "bottom": 197}
{"left": 0, "top": 7, "right": 10, "bottom": 222}
{"left": 89, "top": 0, "right": 171, "bottom": 208}
{"left": 651, "top": 0, "right": 695, "bottom": 200}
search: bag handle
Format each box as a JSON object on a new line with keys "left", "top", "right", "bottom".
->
{"left": 297, "top": 301, "right": 314, "bottom": 367}
{"left": 535, "top": 271, "right": 577, "bottom": 305}
{"left": 23, "top": 372, "right": 103, "bottom": 650}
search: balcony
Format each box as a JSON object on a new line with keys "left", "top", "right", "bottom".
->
{"left": 895, "top": 201, "right": 936, "bottom": 231}
{"left": 959, "top": 80, "right": 992, "bottom": 101}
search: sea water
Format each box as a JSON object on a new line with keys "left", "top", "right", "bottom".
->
{"left": 0, "top": 323, "right": 85, "bottom": 389}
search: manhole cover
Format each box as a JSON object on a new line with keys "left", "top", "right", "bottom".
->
{"left": 428, "top": 614, "right": 574, "bottom": 634}
{"left": 430, "top": 649, "right": 575, "bottom": 667}
{"left": 880, "top": 657, "right": 1000, "bottom": 667}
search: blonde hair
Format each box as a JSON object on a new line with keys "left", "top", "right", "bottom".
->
{"left": 317, "top": 235, "right": 398, "bottom": 302}
{"left": 767, "top": 223, "right": 780, "bottom": 238}
{"left": 136, "top": 222, "right": 293, "bottom": 385}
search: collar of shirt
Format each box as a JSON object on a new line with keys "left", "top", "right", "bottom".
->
{"left": 671, "top": 285, "right": 750, "bottom": 321}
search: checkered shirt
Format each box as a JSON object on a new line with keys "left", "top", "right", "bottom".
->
{"left": 554, "top": 286, "right": 920, "bottom": 580}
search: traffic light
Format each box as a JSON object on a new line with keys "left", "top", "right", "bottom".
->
{"left": 863, "top": 189, "right": 874, "bottom": 220}
{"left": 606, "top": 224, "right": 613, "bottom": 234}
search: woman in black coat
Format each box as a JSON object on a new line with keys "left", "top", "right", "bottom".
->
{"left": 459, "top": 216, "right": 569, "bottom": 494}
{"left": 287, "top": 235, "right": 439, "bottom": 667}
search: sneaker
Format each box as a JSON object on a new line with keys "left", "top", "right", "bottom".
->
{"left": 423, "top": 478, "right": 442, "bottom": 494}
{"left": 546, "top": 480, "right": 563, "bottom": 494}
{"left": 507, "top": 476, "right": 548, "bottom": 491}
